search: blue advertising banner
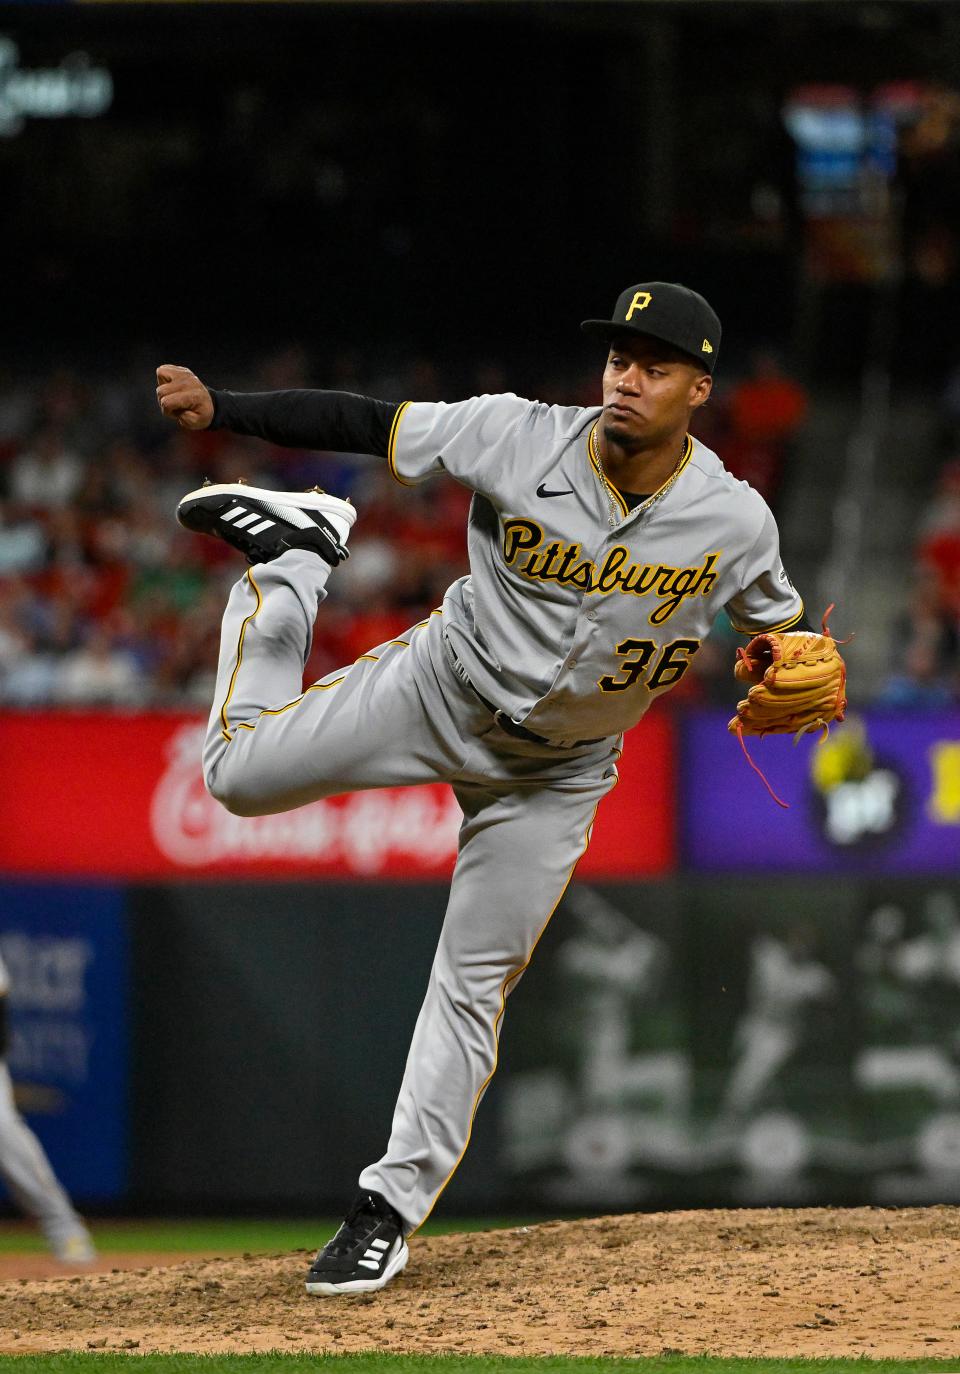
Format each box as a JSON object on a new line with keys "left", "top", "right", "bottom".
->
{"left": 683, "top": 710, "right": 960, "bottom": 874}
{"left": 0, "top": 883, "right": 128, "bottom": 1201}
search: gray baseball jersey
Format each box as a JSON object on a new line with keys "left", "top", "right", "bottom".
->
{"left": 201, "top": 391, "right": 802, "bottom": 1235}
{"left": 389, "top": 394, "right": 802, "bottom": 745}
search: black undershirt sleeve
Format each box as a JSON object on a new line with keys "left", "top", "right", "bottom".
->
{"left": 209, "top": 388, "right": 400, "bottom": 458}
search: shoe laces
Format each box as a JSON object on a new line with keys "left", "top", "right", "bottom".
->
{"left": 328, "top": 1192, "right": 397, "bottom": 1256}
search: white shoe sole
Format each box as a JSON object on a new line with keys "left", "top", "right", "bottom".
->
{"left": 179, "top": 483, "right": 358, "bottom": 546}
{"left": 305, "top": 1238, "right": 409, "bottom": 1296}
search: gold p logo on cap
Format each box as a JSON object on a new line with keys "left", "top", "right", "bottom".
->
{"left": 625, "top": 291, "right": 652, "bottom": 320}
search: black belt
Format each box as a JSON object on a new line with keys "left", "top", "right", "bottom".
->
{"left": 460, "top": 669, "right": 604, "bottom": 750}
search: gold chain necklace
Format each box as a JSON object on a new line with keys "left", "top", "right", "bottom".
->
{"left": 589, "top": 425, "right": 688, "bottom": 528}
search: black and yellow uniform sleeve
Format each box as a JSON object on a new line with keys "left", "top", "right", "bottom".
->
{"left": 209, "top": 389, "right": 401, "bottom": 458}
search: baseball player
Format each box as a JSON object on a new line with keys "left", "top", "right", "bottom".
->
{"left": 156, "top": 281, "right": 845, "bottom": 1296}
{"left": 0, "top": 953, "right": 96, "bottom": 1264}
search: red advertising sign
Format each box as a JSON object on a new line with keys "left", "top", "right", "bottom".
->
{"left": 0, "top": 713, "right": 674, "bottom": 879}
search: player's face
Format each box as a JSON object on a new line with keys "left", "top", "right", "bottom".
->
{"left": 601, "top": 336, "right": 711, "bottom": 451}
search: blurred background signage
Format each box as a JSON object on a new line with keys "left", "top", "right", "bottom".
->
{"left": 0, "top": 714, "right": 675, "bottom": 879}
{"left": 684, "top": 711, "right": 960, "bottom": 873}
{"left": 0, "top": 35, "right": 112, "bottom": 138}
{"left": 0, "top": 884, "right": 128, "bottom": 1201}
{"left": 783, "top": 80, "right": 960, "bottom": 283}
{"left": 783, "top": 83, "right": 901, "bottom": 218}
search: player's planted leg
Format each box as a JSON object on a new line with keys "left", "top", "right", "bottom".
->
{"left": 359, "top": 761, "right": 617, "bottom": 1233}
{"left": 305, "top": 1190, "right": 408, "bottom": 1296}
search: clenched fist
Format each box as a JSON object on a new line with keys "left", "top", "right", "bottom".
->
{"left": 156, "top": 364, "right": 215, "bottom": 431}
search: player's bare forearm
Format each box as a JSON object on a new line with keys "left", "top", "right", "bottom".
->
{"left": 207, "top": 387, "right": 399, "bottom": 456}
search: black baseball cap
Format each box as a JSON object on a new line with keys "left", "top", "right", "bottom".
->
{"left": 581, "top": 281, "right": 721, "bottom": 374}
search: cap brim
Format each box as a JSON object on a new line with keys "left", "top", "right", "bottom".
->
{"left": 580, "top": 319, "right": 684, "bottom": 346}
{"left": 580, "top": 319, "right": 627, "bottom": 338}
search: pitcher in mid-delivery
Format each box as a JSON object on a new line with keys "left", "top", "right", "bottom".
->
{"left": 157, "top": 281, "right": 810, "bottom": 1296}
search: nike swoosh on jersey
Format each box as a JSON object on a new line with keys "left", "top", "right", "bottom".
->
{"left": 536, "top": 482, "right": 573, "bottom": 498}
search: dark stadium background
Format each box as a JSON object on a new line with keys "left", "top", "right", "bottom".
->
{"left": 1, "top": 1, "right": 959, "bottom": 1255}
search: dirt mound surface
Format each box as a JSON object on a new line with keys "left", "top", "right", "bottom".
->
{"left": 0, "top": 1253, "right": 218, "bottom": 1283}
{"left": 1, "top": 1207, "right": 959, "bottom": 1358}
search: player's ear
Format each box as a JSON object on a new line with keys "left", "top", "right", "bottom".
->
{"left": 689, "top": 372, "right": 712, "bottom": 410}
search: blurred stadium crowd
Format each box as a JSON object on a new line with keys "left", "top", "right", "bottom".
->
{"left": 891, "top": 439, "right": 960, "bottom": 709}
{"left": 0, "top": 348, "right": 957, "bottom": 711}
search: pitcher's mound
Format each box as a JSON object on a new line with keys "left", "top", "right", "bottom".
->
{"left": 1, "top": 1206, "right": 958, "bottom": 1358}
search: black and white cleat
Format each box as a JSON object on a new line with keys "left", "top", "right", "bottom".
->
{"left": 177, "top": 481, "right": 356, "bottom": 566}
{"left": 305, "top": 1191, "right": 409, "bottom": 1296}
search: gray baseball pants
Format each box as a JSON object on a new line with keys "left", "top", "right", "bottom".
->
{"left": 0, "top": 1060, "right": 89, "bottom": 1251}
{"left": 203, "top": 551, "right": 619, "bottom": 1231}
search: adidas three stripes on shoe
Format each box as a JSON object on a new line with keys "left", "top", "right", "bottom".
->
{"left": 305, "top": 1190, "right": 409, "bottom": 1296}
{"left": 177, "top": 481, "right": 357, "bottom": 566}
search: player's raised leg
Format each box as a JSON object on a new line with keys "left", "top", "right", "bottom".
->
{"left": 178, "top": 480, "right": 355, "bottom": 569}
{"left": 178, "top": 481, "right": 468, "bottom": 817}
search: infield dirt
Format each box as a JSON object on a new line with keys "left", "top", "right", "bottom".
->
{"left": 0, "top": 1207, "right": 958, "bottom": 1359}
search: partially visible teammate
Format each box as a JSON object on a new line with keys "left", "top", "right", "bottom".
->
{"left": 0, "top": 953, "right": 96, "bottom": 1264}
{"left": 158, "top": 282, "right": 811, "bottom": 1296}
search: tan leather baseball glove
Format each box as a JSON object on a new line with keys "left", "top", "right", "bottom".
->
{"left": 728, "top": 615, "right": 847, "bottom": 740}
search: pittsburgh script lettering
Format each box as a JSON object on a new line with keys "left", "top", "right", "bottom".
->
{"left": 502, "top": 519, "right": 720, "bottom": 625}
